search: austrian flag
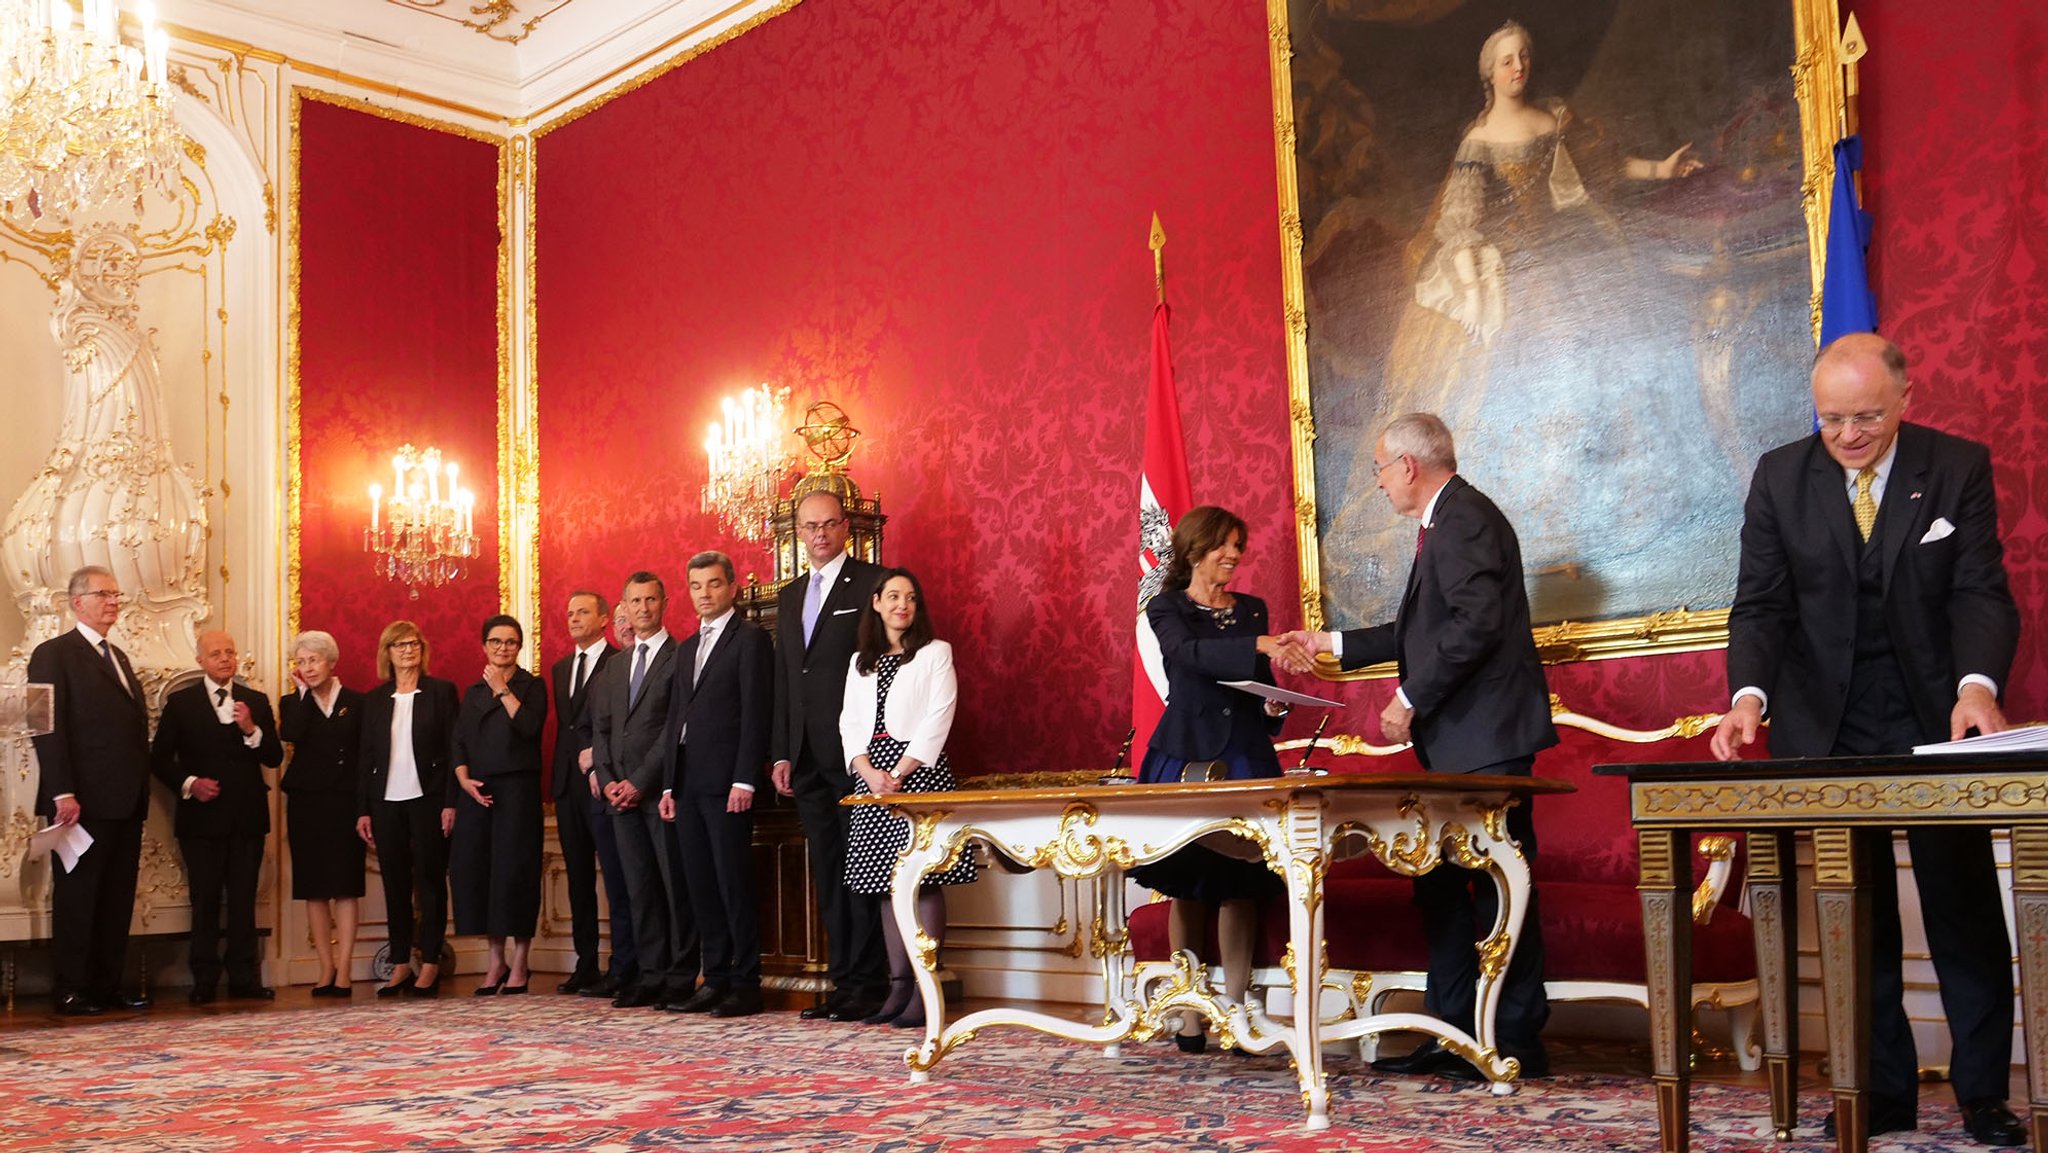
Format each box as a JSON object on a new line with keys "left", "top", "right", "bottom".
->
{"left": 1132, "top": 301, "right": 1192, "bottom": 758}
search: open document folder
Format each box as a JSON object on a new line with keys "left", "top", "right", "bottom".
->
{"left": 1219, "top": 680, "right": 1345, "bottom": 709}
{"left": 1913, "top": 724, "right": 2048, "bottom": 755}
{"left": 26, "top": 822, "right": 94, "bottom": 873}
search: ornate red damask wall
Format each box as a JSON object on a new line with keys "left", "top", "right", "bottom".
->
{"left": 296, "top": 98, "right": 504, "bottom": 690}
{"left": 532, "top": 0, "right": 2048, "bottom": 770}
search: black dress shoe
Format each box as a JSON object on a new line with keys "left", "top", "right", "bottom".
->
{"left": 710, "top": 989, "right": 763, "bottom": 1019}
{"left": 113, "top": 992, "right": 152, "bottom": 1011}
{"left": 407, "top": 977, "right": 440, "bottom": 998}
{"left": 1959, "top": 1100, "right": 2028, "bottom": 1147}
{"left": 580, "top": 974, "right": 623, "bottom": 999}
{"left": 54, "top": 993, "right": 103, "bottom": 1017}
{"left": 188, "top": 987, "right": 217, "bottom": 1005}
{"left": 613, "top": 984, "right": 662, "bottom": 1009}
{"left": 1822, "top": 1098, "right": 1918, "bottom": 1139}
{"left": 656, "top": 986, "right": 704, "bottom": 1012}
{"left": 376, "top": 980, "right": 410, "bottom": 998}
{"left": 800, "top": 992, "right": 848, "bottom": 1020}
{"left": 672, "top": 986, "right": 726, "bottom": 1014}
{"left": 1371, "top": 1039, "right": 1458, "bottom": 1076}
{"left": 311, "top": 983, "right": 354, "bottom": 998}
{"left": 227, "top": 984, "right": 276, "bottom": 1000}
{"left": 472, "top": 980, "right": 503, "bottom": 997}
{"left": 1174, "top": 1032, "right": 1208, "bottom": 1053}
{"left": 556, "top": 969, "right": 598, "bottom": 995}
{"left": 499, "top": 983, "right": 529, "bottom": 996}
{"left": 828, "top": 996, "right": 883, "bottom": 1022}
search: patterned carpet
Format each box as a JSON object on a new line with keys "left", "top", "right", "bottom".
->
{"left": 0, "top": 1000, "right": 2002, "bottom": 1151}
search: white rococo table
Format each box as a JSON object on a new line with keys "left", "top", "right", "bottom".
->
{"left": 846, "top": 772, "right": 1572, "bottom": 1131}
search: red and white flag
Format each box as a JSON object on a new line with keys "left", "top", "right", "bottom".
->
{"left": 1133, "top": 301, "right": 1192, "bottom": 760}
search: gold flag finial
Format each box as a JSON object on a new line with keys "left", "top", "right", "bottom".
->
{"left": 1149, "top": 212, "right": 1166, "bottom": 304}
{"left": 1839, "top": 12, "right": 1868, "bottom": 134}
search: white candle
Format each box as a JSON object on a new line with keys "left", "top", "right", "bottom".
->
{"left": 393, "top": 455, "right": 405, "bottom": 499}
{"left": 369, "top": 483, "right": 381, "bottom": 532}
{"left": 53, "top": 1, "right": 72, "bottom": 34}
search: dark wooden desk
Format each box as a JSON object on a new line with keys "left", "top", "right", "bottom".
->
{"left": 1599, "top": 752, "right": 2048, "bottom": 1153}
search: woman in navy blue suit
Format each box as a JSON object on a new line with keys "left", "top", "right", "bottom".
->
{"left": 1130, "top": 506, "right": 1294, "bottom": 1052}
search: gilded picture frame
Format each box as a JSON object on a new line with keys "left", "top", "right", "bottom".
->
{"left": 1270, "top": 0, "right": 1846, "bottom": 672}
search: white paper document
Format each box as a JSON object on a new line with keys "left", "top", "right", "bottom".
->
{"left": 1913, "top": 724, "right": 2048, "bottom": 755}
{"left": 27, "top": 822, "right": 94, "bottom": 873}
{"left": 1219, "top": 680, "right": 1346, "bottom": 708}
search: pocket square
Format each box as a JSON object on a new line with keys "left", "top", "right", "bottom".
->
{"left": 832, "top": 607, "right": 860, "bottom": 615}
{"left": 1920, "top": 517, "right": 1955, "bottom": 544}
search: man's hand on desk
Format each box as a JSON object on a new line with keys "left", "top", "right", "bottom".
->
{"left": 1952, "top": 682, "right": 2008, "bottom": 741}
{"left": 1709, "top": 698, "right": 1763, "bottom": 762}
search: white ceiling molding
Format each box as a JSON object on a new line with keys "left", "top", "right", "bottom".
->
{"left": 156, "top": 0, "right": 790, "bottom": 123}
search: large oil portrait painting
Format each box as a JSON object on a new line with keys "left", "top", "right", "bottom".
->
{"left": 1275, "top": 0, "right": 1844, "bottom": 660}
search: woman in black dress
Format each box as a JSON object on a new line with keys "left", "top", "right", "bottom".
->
{"left": 279, "top": 630, "right": 366, "bottom": 997}
{"left": 450, "top": 614, "right": 548, "bottom": 995}
{"left": 356, "top": 620, "right": 459, "bottom": 997}
{"left": 837, "top": 568, "right": 977, "bottom": 1029}
{"left": 1129, "top": 506, "right": 1294, "bottom": 1052}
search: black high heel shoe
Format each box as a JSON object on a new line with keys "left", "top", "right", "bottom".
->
{"left": 376, "top": 970, "right": 414, "bottom": 999}
{"left": 473, "top": 973, "right": 507, "bottom": 997}
{"left": 863, "top": 979, "right": 914, "bottom": 1025}
{"left": 408, "top": 975, "right": 441, "bottom": 998}
{"left": 1175, "top": 1032, "right": 1207, "bottom": 1054}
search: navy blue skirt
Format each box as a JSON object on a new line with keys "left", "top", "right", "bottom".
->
{"left": 1126, "top": 747, "right": 1283, "bottom": 903}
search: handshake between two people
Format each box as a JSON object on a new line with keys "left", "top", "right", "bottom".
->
{"left": 1251, "top": 629, "right": 1416, "bottom": 744}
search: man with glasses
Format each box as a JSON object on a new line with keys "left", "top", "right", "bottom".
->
{"left": 1712, "top": 332, "right": 2024, "bottom": 1146}
{"left": 771, "top": 490, "right": 887, "bottom": 1021}
{"left": 28, "top": 566, "right": 154, "bottom": 1016}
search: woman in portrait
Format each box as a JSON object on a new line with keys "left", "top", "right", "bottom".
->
{"left": 449, "top": 614, "right": 549, "bottom": 996}
{"left": 356, "top": 620, "right": 459, "bottom": 997}
{"left": 1128, "top": 505, "right": 1295, "bottom": 1053}
{"left": 278, "top": 630, "right": 366, "bottom": 997}
{"left": 1324, "top": 18, "right": 1701, "bottom": 604}
{"left": 838, "top": 567, "right": 977, "bottom": 1030}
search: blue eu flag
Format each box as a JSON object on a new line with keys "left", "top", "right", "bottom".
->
{"left": 1820, "top": 135, "right": 1878, "bottom": 344}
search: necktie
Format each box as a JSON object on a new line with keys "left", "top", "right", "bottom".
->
{"left": 628, "top": 642, "right": 648, "bottom": 709}
{"left": 215, "top": 687, "right": 228, "bottom": 705}
{"left": 101, "top": 640, "right": 132, "bottom": 697}
{"left": 571, "top": 650, "right": 587, "bottom": 699}
{"left": 694, "top": 624, "right": 716, "bottom": 687}
{"left": 1415, "top": 524, "right": 1429, "bottom": 556}
{"left": 801, "top": 572, "right": 825, "bottom": 646}
{"left": 1852, "top": 465, "right": 1878, "bottom": 542}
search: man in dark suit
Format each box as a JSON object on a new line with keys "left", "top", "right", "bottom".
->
{"left": 149, "top": 629, "right": 284, "bottom": 1003}
{"left": 589, "top": 571, "right": 698, "bottom": 1010}
{"left": 770, "top": 489, "right": 888, "bottom": 1021}
{"left": 1711, "top": 333, "right": 2024, "bottom": 1146}
{"left": 27, "top": 565, "right": 153, "bottom": 1016}
{"left": 1288, "top": 412, "right": 1557, "bottom": 1079}
{"left": 549, "top": 589, "right": 633, "bottom": 995}
{"left": 659, "top": 551, "right": 773, "bottom": 1018}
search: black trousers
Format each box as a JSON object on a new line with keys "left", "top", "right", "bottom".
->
{"left": 791, "top": 746, "right": 885, "bottom": 995}
{"left": 1415, "top": 758, "right": 1549, "bottom": 1053}
{"left": 555, "top": 780, "right": 637, "bottom": 980}
{"left": 673, "top": 787, "right": 760, "bottom": 990}
{"left": 612, "top": 799, "right": 698, "bottom": 992}
{"left": 449, "top": 773, "right": 542, "bottom": 939}
{"left": 370, "top": 796, "right": 448, "bottom": 967}
{"left": 51, "top": 815, "right": 143, "bottom": 1001}
{"left": 180, "top": 834, "right": 265, "bottom": 989}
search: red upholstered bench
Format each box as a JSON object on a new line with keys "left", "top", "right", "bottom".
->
{"left": 1122, "top": 702, "right": 1761, "bottom": 1067}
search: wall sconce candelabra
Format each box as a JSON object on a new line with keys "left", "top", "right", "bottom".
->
{"left": 701, "top": 383, "right": 795, "bottom": 542}
{"left": 365, "top": 444, "right": 477, "bottom": 597}
{"left": 0, "top": 0, "right": 180, "bottom": 224}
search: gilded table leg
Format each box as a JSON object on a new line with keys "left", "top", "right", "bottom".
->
{"left": 1809, "top": 827, "right": 1870, "bottom": 1153}
{"left": 2007, "top": 824, "right": 2048, "bottom": 1151}
{"left": 1280, "top": 791, "right": 1331, "bottom": 1131}
{"left": 1746, "top": 830, "right": 1800, "bottom": 1139}
{"left": 1639, "top": 828, "right": 1693, "bottom": 1153}
{"left": 898, "top": 814, "right": 956, "bottom": 1083}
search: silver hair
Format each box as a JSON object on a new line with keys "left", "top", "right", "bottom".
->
{"left": 687, "top": 550, "right": 736, "bottom": 583}
{"left": 1379, "top": 412, "right": 1458, "bottom": 472}
{"left": 292, "top": 630, "right": 341, "bottom": 664}
{"left": 66, "top": 565, "right": 114, "bottom": 599}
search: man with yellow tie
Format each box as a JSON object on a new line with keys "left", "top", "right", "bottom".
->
{"left": 1712, "top": 332, "right": 2024, "bottom": 1146}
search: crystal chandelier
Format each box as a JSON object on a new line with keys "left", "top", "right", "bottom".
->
{"left": 364, "top": 445, "right": 478, "bottom": 597}
{"left": 0, "top": 0, "right": 180, "bottom": 225}
{"left": 702, "top": 384, "right": 795, "bottom": 542}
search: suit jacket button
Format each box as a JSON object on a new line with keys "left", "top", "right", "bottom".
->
{"left": 1222, "top": 707, "right": 1232, "bottom": 716}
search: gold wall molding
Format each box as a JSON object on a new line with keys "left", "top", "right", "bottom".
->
{"left": 387, "top": 0, "right": 572, "bottom": 46}
{"left": 524, "top": 0, "right": 804, "bottom": 137}
{"left": 1265, "top": 0, "right": 1847, "bottom": 667}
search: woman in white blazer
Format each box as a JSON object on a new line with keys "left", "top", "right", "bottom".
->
{"left": 837, "top": 567, "right": 977, "bottom": 1028}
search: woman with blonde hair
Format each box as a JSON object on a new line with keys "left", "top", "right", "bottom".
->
{"left": 279, "top": 629, "right": 367, "bottom": 996}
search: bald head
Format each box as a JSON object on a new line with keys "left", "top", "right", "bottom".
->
{"left": 197, "top": 630, "right": 239, "bottom": 684}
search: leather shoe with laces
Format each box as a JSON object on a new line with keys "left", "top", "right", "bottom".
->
{"left": 555, "top": 968, "right": 598, "bottom": 995}
{"left": 800, "top": 991, "right": 849, "bottom": 1020}
{"left": 671, "top": 986, "right": 726, "bottom": 1014}
{"left": 710, "top": 989, "right": 763, "bottom": 1018}
{"left": 1371, "top": 1039, "right": 1460, "bottom": 1077}
{"left": 612, "top": 984, "right": 662, "bottom": 1009}
{"left": 829, "top": 996, "right": 883, "bottom": 1022}
{"left": 1959, "top": 1100, "right": 2027, "bottom": 1147}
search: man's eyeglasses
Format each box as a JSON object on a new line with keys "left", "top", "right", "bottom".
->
{"left": 1371, "top": 456, "right": 1407, "bottom": 476}
{"left": 1817, "top": 410, "right": 1890, "bottom": 434}
{"left": 797, "top": 517, "right": 846, "bottom": 535}
{"left": 78, "top": 590, "right": 122, "bottom": 602}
